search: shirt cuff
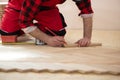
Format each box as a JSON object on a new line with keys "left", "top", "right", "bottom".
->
{"left": 22, "top": 26, "right": 37, "bottom": 33}
{"left": 81, "top": 13, "right": 93, "bottom": 18}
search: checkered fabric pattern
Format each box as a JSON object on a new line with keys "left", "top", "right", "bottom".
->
{"left": 19, "top": 0, "right": 42, "bottom": 28}
{"left": 19, "top": 0, "right": 93, "bottom": 29}
{"left": 75, "top": 0, "right": 93, "bottom": 15}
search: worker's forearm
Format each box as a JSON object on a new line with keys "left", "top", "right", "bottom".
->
{"left": 83, "top": 17, "right": 93, "bottom": 39}
{"left": 29, "top": 28, "right": 50, "bottom": 43}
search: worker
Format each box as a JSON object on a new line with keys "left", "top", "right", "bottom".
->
{"left": 0, "top": 0, "right": 93, "bottom": 47}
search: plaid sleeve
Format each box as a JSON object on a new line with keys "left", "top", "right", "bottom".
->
{"left": 73, "top": 0, "right": 93, "bottom": 16}
{"left": 19, "top": 0, "right": 41, "bottom": 28}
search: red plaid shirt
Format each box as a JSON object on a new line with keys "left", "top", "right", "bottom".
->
{"left": 17, "top": 0, "right": 93, "bottom": 29}
{"left": 74, "top": 0, "right": 93, "bottom": 15}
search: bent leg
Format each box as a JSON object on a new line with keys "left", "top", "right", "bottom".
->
{"left": 0, "top": 8, "right": 30, "bottom": 42}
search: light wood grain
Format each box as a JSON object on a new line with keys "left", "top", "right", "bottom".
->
{"left": 63, "top": 43, "right": 102, "bottom": 47}
{"left": 0, "top": 30, "right": 120, "bottom": 76}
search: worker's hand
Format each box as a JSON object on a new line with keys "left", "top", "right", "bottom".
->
{"left": 75, "top": 38, "right": 91, "bottom": 47}
{"left": 17, "top": 34, "right": 31, "bottom": 42}
{"left": 46, "top": 36, "right": 66, "bottom": 47}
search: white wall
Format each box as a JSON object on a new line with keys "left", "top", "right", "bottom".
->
{"left": 92, "top": 0, "right": 120, "bottom": 30}
{"left": 0, "top": 0, "right": 8, "bottom": 2}
{"left": 0, "top": 0, "right": 120, "bottom": 30}
{"left": 58, "top": 0, "right": 120, "bottom": 30}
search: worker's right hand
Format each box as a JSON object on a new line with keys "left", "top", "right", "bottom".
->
{"left": 46, "top": 36, "right": 66, "bottom": 47}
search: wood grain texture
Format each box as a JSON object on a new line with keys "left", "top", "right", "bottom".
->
{"left": 63, "top": 43, "right": 102, "bottom": 47}
{"left": 0, "top": 72, "right": 120, "bottom": 80}
{"left": 0, "top": 30, "right": 120, "bottom": 78}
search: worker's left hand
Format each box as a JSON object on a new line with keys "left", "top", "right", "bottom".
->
{"left": 75, "top": 38, "right": 91, "bottom": 47}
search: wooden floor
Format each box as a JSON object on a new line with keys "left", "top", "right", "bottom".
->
{"left": 0, "top": 29, "right": 120, "bottom": 80}
{"left": 0, "top": 0, "right": 120, "bottom": 79}
{"left": 0, "top": 73, "right": 120, "bottom": 80}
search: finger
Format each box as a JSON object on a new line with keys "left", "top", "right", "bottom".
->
{"left": 54, "top": 43, "right": 64, "bottom": 47}
{"left": 54, "top": 39, "right": 65, "bottom": 44}
{"left": 81, "top": 40, "right": 89, "bottom": 47}
{"left": 75, "top": 40, "right": 81, "bottom": 47}
{"left": 78, "top": 40, "right": 83, "bottom": 47}
{"left": 80, "top": 40, "right": 87, "bottom": 47}
{"left": 53, "top": 40, "right": 65, "bottom": 47}
{"left": 86, "top": 41, "right": 91, "bottom": 47}
{"left": 77, "top": 39, "right": 88, "bottom": 47}
{"left": 81, "top": 39, "right": 91, "bottom": 47}
{"left": 56, "top": 38, "right": 66, "bottom": 45}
